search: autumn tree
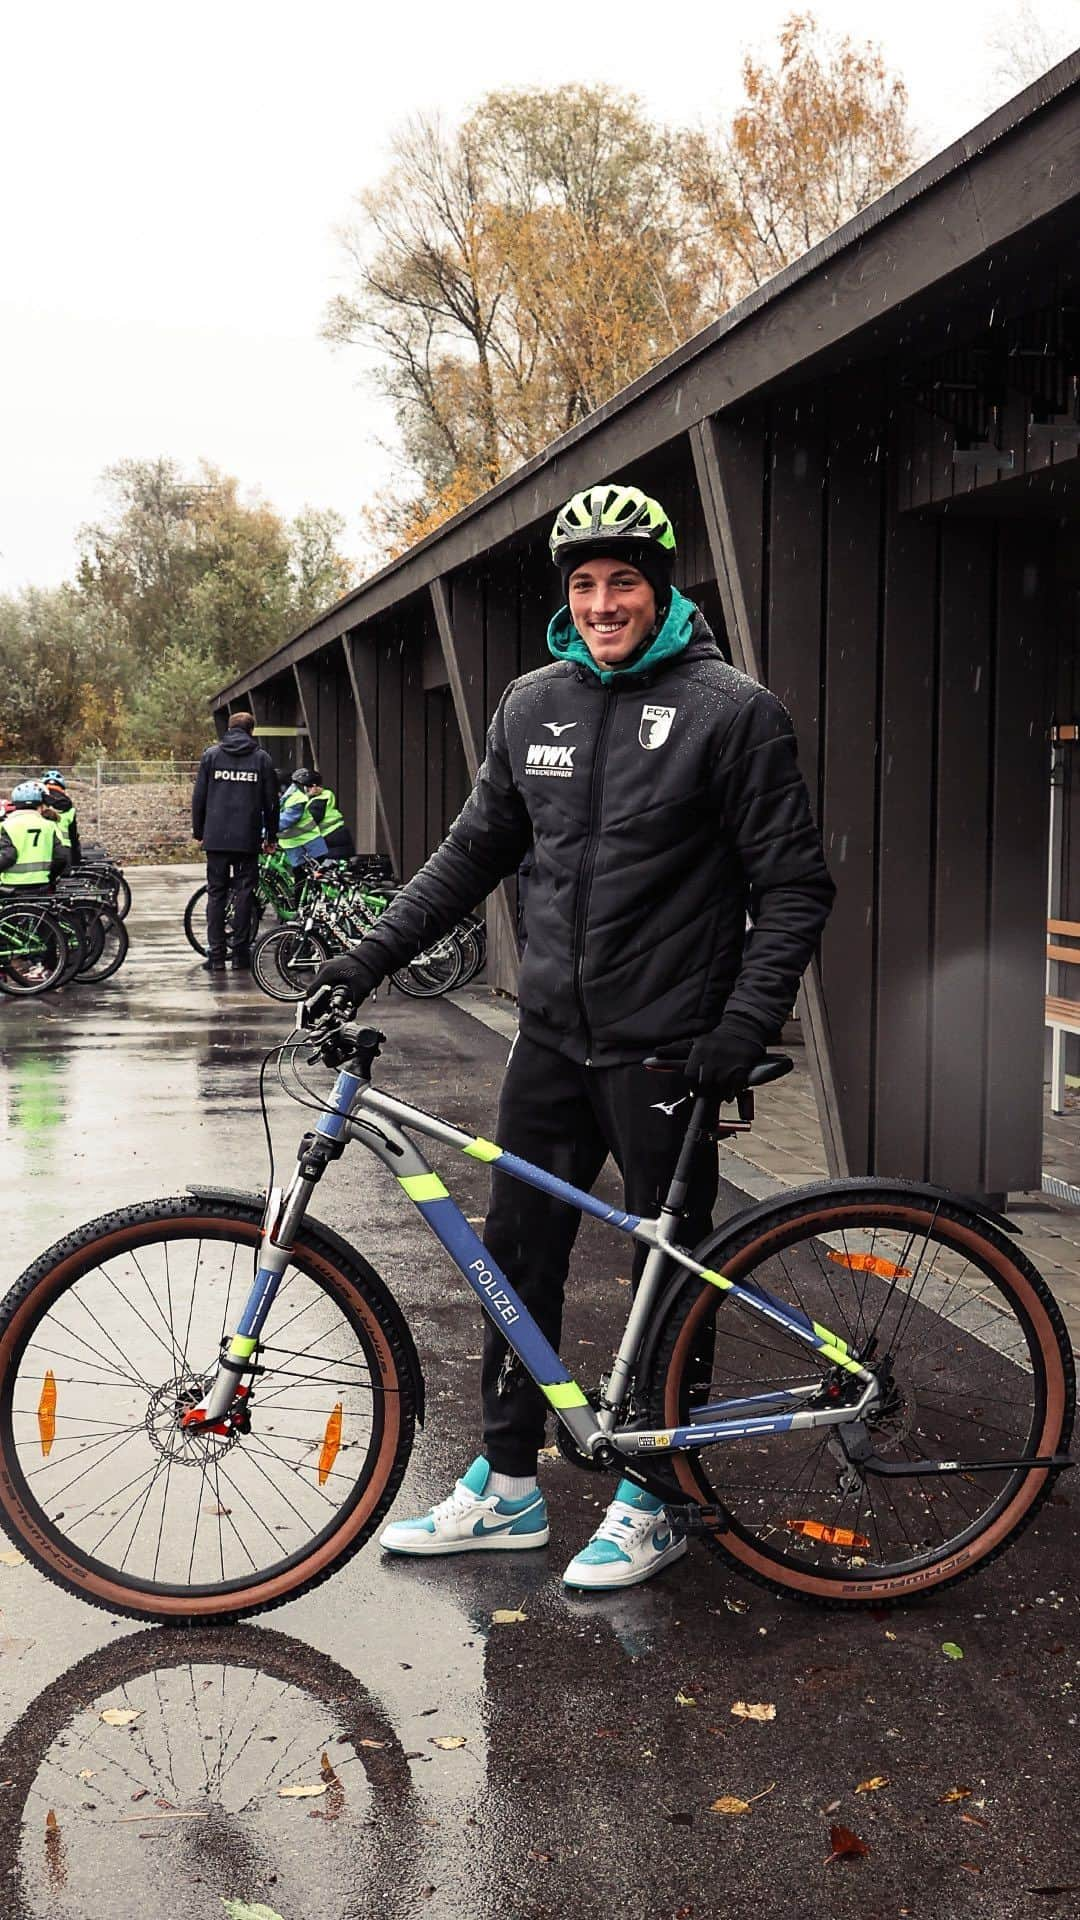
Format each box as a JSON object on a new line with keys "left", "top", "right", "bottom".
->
{"left": 678, "top": 13, "right": 913, "bottom": 305}
{"left": 0, "top": 586, "right": 126, "bottom": 761}
{"left": 326, "top": 86, "right": 699, "bottom": 555}
{"left": 73, "top": 461, "right": 355, "bottom": 757}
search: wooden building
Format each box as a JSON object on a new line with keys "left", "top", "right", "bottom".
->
{"left": 215, "top": 55, "right": 1080, "bottom": 1200}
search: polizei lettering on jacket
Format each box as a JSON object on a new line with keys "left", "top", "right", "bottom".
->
{"left": 213, "top": 768, "right": 260, "bottom": 782}
{"left": 525, "top": 741, "right": 576, "bottom": 777}
{"left": 467, "top": 1257, "right": 520, "bottom": 1325}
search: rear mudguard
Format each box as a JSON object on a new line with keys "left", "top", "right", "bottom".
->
{"left": 637, "top": 1174, "right": 1019, "bottom": 1396}
{"left": 187, "top": 1185, "right": 425, "bottom": 1427}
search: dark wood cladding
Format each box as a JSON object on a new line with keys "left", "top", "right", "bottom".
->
{"left": 736, "top": 378, "right": 1055, "bottom": 1194}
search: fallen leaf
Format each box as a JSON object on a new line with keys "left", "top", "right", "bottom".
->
{"left": 277, "top": 1782, "right": 326, "bottom": 1799}
{"left": 730, "top": 1701, "right": 776, "bottom": 1722}
{"left": 884, "top": 1630, "right": 897, "bottom": 1641}
{"left": 100, "top": 1708, "right": 143, "bottom": 1727}
{"left": 430, "top": 1736, "right": 467, "bottom": 1750}
{"left": 676, "top": 1691, "right": 697, "bottom": 1708}
{"left": 855, "top": 1776, "right": 889, "bottom": 1793}
{"left": 938, "top": 1787, "right": 972, "bottom": 1804}
{"left": 357, "top": 1739, "right": 386, "bottom": 1750}
{"left": 723, "top": 1598, "right": 750, "bottom": 1614}
{"left": 527, "top": 1848, "right": 554, "bottom": 1861}
{"left": 942, "top": 1641, "right": 964, "bottom": 1661}
{"left": 960, "top": 1863, "right": 983, "bottom": 1875}
{"left": 77, "top": 1770, "right": 96, "bottom": 1782}
{"left": 960, "top": 1813, "right": 988, "bottom": 1829}
{"left": 491, "top": 1608, "right": 527, "bottom": 1625}
{"left": 130, "top": 1790, "right": 149, "bottom": 1802}
{"left": 710, "top": 1796, "right": 751, "bottom": 1815}
{"left": 538, "top": 1445, "right": 559, "bottom": 1459}
{"left": 205, "top": 1504, "right": 232, "bottom": 1517}
{"left": 825, "top": 1824, "right": 870, "bottom": 1864}
{"left": 221, "top": 1904, "right": 288, "bottom": 1920}
{"left": 0, "top": 1551, "right": 26, "bottom": 1568}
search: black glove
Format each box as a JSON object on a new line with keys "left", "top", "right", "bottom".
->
{"left": 653, "top": 1018, "right": 766, "bottom": 1102}
{"left": 305, "top": 951, "right": 380, "bottom": 1018}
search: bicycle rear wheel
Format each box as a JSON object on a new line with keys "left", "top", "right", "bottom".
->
{"left": 646, "top": 1183, "right": 1074, "bottom": 1604}
{"left": 0, "top": 903, "right": 70, "bottom": 995}
{"left": 74, "top": 906, "right": 129, "bottom": 983}
{"left": 184, "top": 883, "right": 264, "bottom": 958}
{"left": 252, "top": 924, "right": 330, "bottom": 1001}
{"left": 0, "top": 1196, "right": 417, "bottom": 1622}
{"left": 391, "top": 934, "right": 464, "bottom": 998}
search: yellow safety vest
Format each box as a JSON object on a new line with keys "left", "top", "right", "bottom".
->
{"left": 0, "top": 809, "right": 58, "bottom": 886}
{"left": 277, "top": 786, "right": 324, "bottom": 851}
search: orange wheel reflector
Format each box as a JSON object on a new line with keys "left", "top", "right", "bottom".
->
{"left": 37, "top": 1371, "right": 57, "bottom": 1457}
{"left": 827, "top": 1251, "right": 911, "bottom": 1279}
{"left": 786, "top": 1519, "right": 871, "bottom": 1550}
{"left": 318, "top": 1403, "right": 343, "bottom": 1486}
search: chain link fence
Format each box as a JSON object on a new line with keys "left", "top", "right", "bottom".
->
{"left": 0, "top": 762, "right": 201, "bottom": 864}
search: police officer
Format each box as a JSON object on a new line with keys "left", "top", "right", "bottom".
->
{"left": 191, "top": 712, "right": 280, "bottom": 972}
{"left": 0, "top": 782, "right": 72, "bottom": 891}
{"left": 305, "top": 773, "right": 354, "bottom": 859}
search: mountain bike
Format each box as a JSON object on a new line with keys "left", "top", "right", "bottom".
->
{"left": 0, "top": 1003, "right": 1072, "bottom": 1623}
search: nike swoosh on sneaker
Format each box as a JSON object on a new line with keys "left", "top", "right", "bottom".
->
{"left": 472, "top": 1507, "right": 537, "bottom": 1536}
{"left": 651, "top": 1529, "right": 672, "bottom": 1552}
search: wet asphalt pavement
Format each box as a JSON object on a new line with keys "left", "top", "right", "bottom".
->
{"left": 0, "top": 866, "right": 1078, "bottom": 1920}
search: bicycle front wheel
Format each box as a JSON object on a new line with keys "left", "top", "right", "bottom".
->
{"left": 0, "top": 903, "right": 70, "bottom": 996}
{"left": 0, "top": 1196, "right": 416, "bottom": 1622}
{"left": 252, "top": 924, "right": 330, "bottom": 1001}
{"left": 74, "top": 906, "right": 129, "bottom": 983}
{"left": 647, "top": 1183, "right": 1074, "bottom": 1605}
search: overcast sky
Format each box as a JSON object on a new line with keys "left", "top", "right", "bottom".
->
{"left": 3, "top": 0, "right": 1078, "bottom": 592}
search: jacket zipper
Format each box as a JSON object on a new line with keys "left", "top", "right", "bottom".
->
{"left": 573, "top": 688, "right": 616, "bottom": 1064}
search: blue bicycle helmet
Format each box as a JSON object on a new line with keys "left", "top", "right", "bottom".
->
{"left": 42, "top": 769, "right": 65, "bottom": 787}
{"left": 11, "top": 781, "right": 44, "bottom": 806}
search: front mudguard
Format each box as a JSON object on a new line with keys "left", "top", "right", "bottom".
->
{"left": 187, "top": 1185, "right": 425, "bottom": 1426}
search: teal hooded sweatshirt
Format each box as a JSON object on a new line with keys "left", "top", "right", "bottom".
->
{"left": 546, "top": 585, "right": 697, "bottom": 685}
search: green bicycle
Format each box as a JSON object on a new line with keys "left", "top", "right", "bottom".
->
{"left": 0, "top": 1006, "right": 1072, "bottom": 1622}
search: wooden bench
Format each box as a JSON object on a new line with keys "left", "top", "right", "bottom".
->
{"left": 1046, "top": 919, "right": 1080, "bottom": 1115}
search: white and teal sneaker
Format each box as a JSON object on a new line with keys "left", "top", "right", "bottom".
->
{"left": 379, "top": 1457, "right": 550, "bottom": 1557}
{"left": 562, "top": 1479, "right": 687, "bottom": 1590}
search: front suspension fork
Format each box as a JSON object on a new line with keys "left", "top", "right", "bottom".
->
{"left": 195, "top": 1129, "right": 340, "bottom": 1426}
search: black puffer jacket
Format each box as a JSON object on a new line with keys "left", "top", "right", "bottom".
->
{"left": 192, "top": 728, "right": 280, "bottom": 853}
{"left": 352, "top": 611, "right": 835, "bottom": 1065}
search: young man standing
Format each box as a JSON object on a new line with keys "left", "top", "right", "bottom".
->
{"left": 191, "top": 712, "right": 279, "bottom": 972}
{"left": 309, "top": 483, "right": 835, "bottom": 1589}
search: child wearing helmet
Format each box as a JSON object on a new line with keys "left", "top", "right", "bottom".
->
{"left": 1, "top": 784, "right": 72, "bottom": 890}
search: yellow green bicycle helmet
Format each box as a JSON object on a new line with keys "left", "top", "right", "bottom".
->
{"left": 549, "top": 483, "right": 676, "bottom": 597}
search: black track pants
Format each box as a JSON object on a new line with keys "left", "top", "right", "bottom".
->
{"left": 205, "top": 850, "right": 259, "bottom": 958}
{"left": 480, "top": 1034, "right": 719, "bottom": 1476}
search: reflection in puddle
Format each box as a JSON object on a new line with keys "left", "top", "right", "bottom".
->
{"left": 0, "top": 1626, "right": 418, "bottom": 1920}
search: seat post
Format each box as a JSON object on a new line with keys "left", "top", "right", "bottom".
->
{"left": 662, "top": 1095, "right": 712, "bottom": 1216}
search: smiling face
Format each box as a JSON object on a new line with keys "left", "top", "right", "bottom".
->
{"left": 567, "top": 556, "right": 657, "bottom": 667}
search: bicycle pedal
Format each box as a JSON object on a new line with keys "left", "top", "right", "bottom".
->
{"left": 671, "top": 1502, "right": 729, "bottom": 1537}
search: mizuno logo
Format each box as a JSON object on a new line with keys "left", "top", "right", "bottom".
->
{"left": 542, "top": 720, "right": 577, "bottom": 737}
{"left": 651, "top": 1097, "right": 689, "bottom": 1116}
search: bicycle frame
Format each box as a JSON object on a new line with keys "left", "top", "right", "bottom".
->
{"left": 199, "top": 1060, "right": 882, "bottom": 1455}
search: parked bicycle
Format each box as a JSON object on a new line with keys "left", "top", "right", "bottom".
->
{"left": 251, "top": 855, "right": 484, "bottom": 1002}
{"left": 0, "top": 872, "right": 129, "bottom": 996}
{"left": 0, "top": 1002, "right": 1071, "bottom": 1622}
